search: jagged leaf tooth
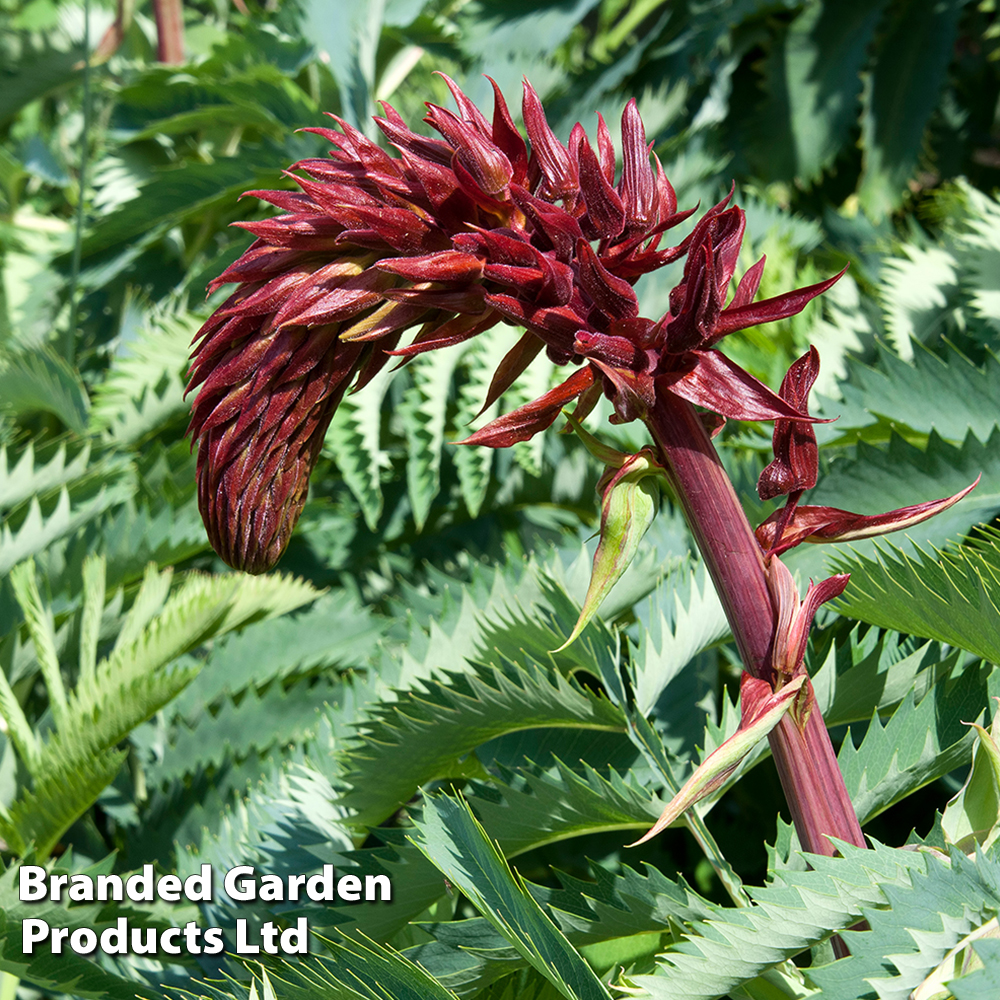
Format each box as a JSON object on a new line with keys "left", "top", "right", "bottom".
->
{"left": 554, "top": 452, "right": 662, "bottom": 652}
{"left": 628, "top": 673, "right": 806, "bottom": 847}
{"left": 941, "top": 698, "right": 1000, "bottom": 853}
{"left": 912, "top": 918, "right": 1000, "bottom": 1000}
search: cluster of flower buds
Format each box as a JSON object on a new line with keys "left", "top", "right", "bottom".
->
{"left": 188, "top": 75, "right": 841, "bottom": 573}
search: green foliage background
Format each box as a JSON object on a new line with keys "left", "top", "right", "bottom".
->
{"left": 4, "top": 1, "right": 1000, "bottom": 998}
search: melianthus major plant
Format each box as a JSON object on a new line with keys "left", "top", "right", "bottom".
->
{"left": 186, "top": 76, "right": 975, "bottom": 900}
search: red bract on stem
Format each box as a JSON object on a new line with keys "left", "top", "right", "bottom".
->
{"left": 187, "top": 76, "right": 978, "bottom": 902}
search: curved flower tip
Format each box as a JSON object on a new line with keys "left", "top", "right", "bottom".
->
{"left": 756, "top": 475, "right": 981, "bottom": 556}
{"left": 767, "top": 555, "right": 849, "bottom": 681}
{"left": 758, "top": 347, "right": 821, "bottom": 501}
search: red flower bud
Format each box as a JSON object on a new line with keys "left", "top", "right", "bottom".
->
{"left": 758, "top": 347, "right": 821, "bottom": 501}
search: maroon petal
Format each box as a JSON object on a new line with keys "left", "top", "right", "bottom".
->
{"left": 528, "top": 303, "right": 591, "bottom": 343}
{"left": 383, "top": 285, "right": 487, "bottom": 314}
{"left": 478, "top": 332, "right": 545, "bottom": 413}
{"left": 653, "top": 153, "right": 677, "bottom": 223}
{"left": 595, "top": 112, "right": 616, "bottom": 183}
{"left": 536, "top": 253, "right": 576, "bottom": 306}
{"left": 480, "top": 293, "right": 583, "bottom": 355}
{"left": 755, "top": 478, "right": 981, "bottom": 555}
{"left": 587, "top": 361, "right": 655, "bottom": 422}
{"left": 273, "top": 267, "right": 394, "bottom": 329}
{"left": 482, "top": 290, "right": 531, "bottom": 326}
{"left": 790, "top": 574, "right": 850, "bottom": 668}
{"left": 339, "top": 301, "right": 427, "bottom": 342}
{"left": 375, "top": 250, "right": 485, "bottom": 282}
{"left": 567, "top": 121, "right": 586, "bottom": 173}
{"left": 453, "top": 227, "right": 537, "bottom": 267}
{"left": 677, "top": 185, "right": 735, "bottom": 273}
{"left": 568, "top": 379, "right": 602, "bottom": 424}
{"left": 657, "top": 350, "right": 820, "bottom": 423}
{"left": 449, "top": 154, "right": 512, "bottom": 214}
{"left": 215, "top": 267, "right": 319, "bottom": 319}
{"left": 374, "top": 103, "right": 453, "bottom": 166}
{"left": 767, "top": 557, "right": 850, "bottom": 676}
{"left": 340, "top": 204, "right": 446, "bottom": 254}
{"left": 712, "top": 207, "right": 747, "bottom": 295}
{"left": 240, "top": 189, "right": 317, "bottom": 213}
{"left": 293, "top": 174, "right": 381, "bottom": 217}
{"left": 388, "top": 310, "right": 501, "bottom": 359}
{"left": 605, "top": 237, "right": 691, "bottom": 281}
{"left": 711, "top": 266, "right": 848, "bottom": 341}
{"left": 574, "top": 330, "right": 647, "bottom": 372}
{"left": 664, "top": 241, "right": 721, "bottom": 352}
{"left": 509, "top": 184, "right": 584, "bottom": 260}
{"left": 483, "top": 262, "right": 546, "bottom": 293}
{"left": 522, "top": 80, "right": 578, "bottom": 198}
{"left": 308, "top": 115, "right": 398, "bottom": 173}
{"left": 425, "top": 103, "right": 514, "bottom": 195}
{"left": 487, "top": 76, "right": 529, "bottom": 184}
{"left": 730, "top": 256, "right": 766, "bottom": 310}
{"left": 210, "top": 246, "right": 307, "bottom": 291}
{"left": 619, "top": 99, "right": 656, "bottom": 235}
{"left": 397, "top": 150, "right": 478, "bottom": 229}
{"left": 353, "top": 335, "right": 401, "bottom": 391}
{"left": 576, "top": 239, "right": 639, "bottom": 320}
{"left": 457, "top": 366, "right": 595, "bottom": 447}
{"left": 577, "top": 133, "right": 625, "bottom": 239}
{"left": 758, "top": 347, "right": 820, "bottom": 501}
{"left": 436, "top": 71, "right": 492, "bottom": 135}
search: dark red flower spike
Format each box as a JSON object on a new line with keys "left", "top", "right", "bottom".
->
{"left": 188, "top": 76, "right": 853, "bottom": 573}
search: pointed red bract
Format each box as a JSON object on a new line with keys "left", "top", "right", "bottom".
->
{"left": 619, "top": 100, "right": 656, "bottom": 234}
{"left": 486, "top": 77, "right": 529, "bottom": 184}
{"left": 758, "top": 347, "right": 821, "bottom": 501}
{"left": 479, "top": 332, "right": 545, "bottom": 414}
{"left": 710, "top": 267, "right": 848, "bottom": 342}
{"left": 756, "top": 477, "right": 981, "bottom": 555}
{"left": 457, "top": 367, "right": 596, "bottom": 448}
{"left": 657, "top": 350, "right": 820, "bottom": 423}
{"left": 374, "top": 250, "right": 484, "bottom": 282}
{"left": 577, "top": 133, "right": 625, "bottom": 239}
{"left": 522, "top": 80, "right": 578, "bottom": 200}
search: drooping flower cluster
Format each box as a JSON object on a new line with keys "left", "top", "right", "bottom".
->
{"left": 187, "top": 76, "right": 841, "bottom": 572}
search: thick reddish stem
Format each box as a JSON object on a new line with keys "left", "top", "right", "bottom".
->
{"left": 153, "top": 0, "right": 184, "bottom": 64}
{"left": 644, "top": 388, "right": 864, "bottom": 857}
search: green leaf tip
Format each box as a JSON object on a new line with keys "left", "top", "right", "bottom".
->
{"left": 555, "top": 450, "right": 665, "bottom": 653}
{"left": 411, "top": 793, "right": 614, "bottom": 1000}
{"left": 942, "top": 698, "right": 1000, "bottom": 854}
